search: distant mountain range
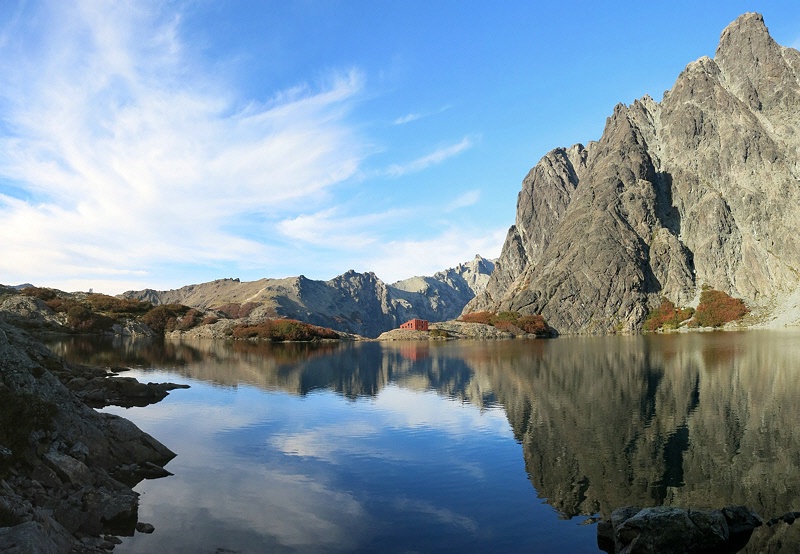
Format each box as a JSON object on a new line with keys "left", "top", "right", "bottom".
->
{"left": 466, "top": 13, "right": 800, "bottom": 333}
{"left": 123, "top": 255, "right": 494, "bottom": 338}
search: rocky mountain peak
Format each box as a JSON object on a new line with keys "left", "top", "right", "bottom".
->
{"left": 716, "top": 12, "right": 771, "bottom": 64}
{"left": 465, "top": 12, "right": 800, "bottom": 334}
{"left": 122, "top": 257, "right": 495, "bottom": 338}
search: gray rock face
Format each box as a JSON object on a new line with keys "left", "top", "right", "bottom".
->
{"left": 0, "top": 320, "right": 177, "bottom": 550}
{"left": 125, "top": 256, "right": 495, "bottom": 338}
{"left": 466, "top": 13, "right": 800, "bottom": 333}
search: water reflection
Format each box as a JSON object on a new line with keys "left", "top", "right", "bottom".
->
{"left": 46, "top": 331, "right": 800, "bottom": 551}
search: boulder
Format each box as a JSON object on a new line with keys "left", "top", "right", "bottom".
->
{"left": 598, "top": 505, "right": 762, "bottom": 553}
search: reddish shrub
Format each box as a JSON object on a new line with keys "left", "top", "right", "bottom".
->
{"left": 493, "top": 320, "right": 519, "bottom": 332}
{"left": 232, "top": 319, "right": 338, "bottom": 341}
{"left": 176, "top": 309, "right": 204, "bottom": 331}
{"left": 85, "top": 293, "right": 151, "bottom": 314}
{"left": 44, "top": 297, "right": 75, "bottom": 313}
{"left": 517, "top": 315, "right": 553, "bottom": 336}
{"left": 460, "top": 311, "right": 495, "bottom": 325}
{"left": 644, "top": 299, "right": 695, "bottom": 331}
{"left": 65, "top": 304, "right": 114, "bottom": 332}
{"left": 142, "top": 304, "right": 192, "bottom": 334}
{"left": 19, "top": 286, "right": 57, "bottom": 301}
{"left": 694, "top": 289, "right": 748, "bottom": 328}
{"left": 460, "top": 310, "right": 553, "bottom": 336}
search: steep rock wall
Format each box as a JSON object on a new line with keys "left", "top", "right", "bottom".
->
{"left": 466, "top": 13, "right": 800, "bottom": 334}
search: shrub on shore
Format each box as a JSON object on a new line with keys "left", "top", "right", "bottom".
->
{"left": 459, "top": 310, "right": 553, "bottom": 337}
{"left": 232, "top": 319, "right": 339, "bottom": 341}
{"left": 645, "top": 289, "right": 748, "bottom": 331}
{"left": 141, "top": 304, "right": 192, "bottom": 334}
{"left": 85, "top": 293, "right": 151, "bottom": 315}
{"left": 693, "top": 289, "right": 749, "bottom": 327}
{"left": 644, "top": 298, "right": 695, "bottom": 331}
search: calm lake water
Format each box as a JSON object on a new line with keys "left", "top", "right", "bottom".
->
{"left": 46, "top": 331, "right": 800, "bottom": 552}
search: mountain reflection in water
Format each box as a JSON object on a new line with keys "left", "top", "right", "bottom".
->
{"left": 46, "top": 331, "right": 800, "bottom": 552}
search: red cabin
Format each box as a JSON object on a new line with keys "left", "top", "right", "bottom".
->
{"left": 399, "top": 318, "right": 429, "bottom": 331}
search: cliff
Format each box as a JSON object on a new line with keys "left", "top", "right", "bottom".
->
{"left": 466, "top": 13, "right": 800, "bottom": 334}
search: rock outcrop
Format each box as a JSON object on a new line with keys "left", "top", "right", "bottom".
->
{"left": 124, "top": 256, "right": 495, "bottom": 338}
{"left": 466, "top": 13, "right": 800, "bottom": 334}
{"left": 0, "top": 320, "right": 180, "bottom": 550}
{"left": 597, "top": 505, "right": 762, "bottom": 553}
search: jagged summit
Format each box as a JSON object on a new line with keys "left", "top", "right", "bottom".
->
{"left": 123, "top": 257, "right": 495, "bottom": 338}
{"left": 465, "top": 13, "right": 800, "bottom": 333}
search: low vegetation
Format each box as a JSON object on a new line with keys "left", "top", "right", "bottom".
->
{"left": 645, "top": 288, "right": 748, "bottom": 331}
{"left": 692, "top": 288, "right": 749, "bottom": 328}
{"left": 18, "top": 287, "right": 209, "bottom": 335}
{"left": 231, "top": 319, "right": 339, "bottom": 341}
{"left": 459, "top": 310, "right": 553, "bottom": 337}
{"left": 142, "top": 304, "right": 191, "bottom": 334}
{"left": 644, "top": 299, "right": 695, "bottom": 331}
{"left": 85, "top": 293, "right": 151, "bottom": 315}
{"left": 12, "top": 287, "right": 347, "bottom": 341}
{"left": 22, "top": 288, "right": 117, "bottom": 332}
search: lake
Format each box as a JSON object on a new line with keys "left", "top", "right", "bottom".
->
{"left": 45, "top": 330, "right": 800, "bottom": 552}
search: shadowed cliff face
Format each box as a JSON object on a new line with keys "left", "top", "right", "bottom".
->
{"left": 467, "top": 13, "right": 800, "bottom": 334}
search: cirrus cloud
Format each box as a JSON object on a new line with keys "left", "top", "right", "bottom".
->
{"left": 0, "top": 1, "right": 367, "bottom": 292}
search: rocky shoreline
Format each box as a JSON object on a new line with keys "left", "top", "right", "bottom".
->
{"left": 0, "top": 320, "right": 186, "bottom": 552}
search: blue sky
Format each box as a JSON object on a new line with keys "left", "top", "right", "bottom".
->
{"left": 1, "top": 1, "right": 799, "bottom": 294}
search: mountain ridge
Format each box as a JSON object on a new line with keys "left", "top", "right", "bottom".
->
{"left": 465, "top": 13, "right": 800, "bottom": 334}
{"left": 122, "top": 255, "right": 495, "bottom": 338}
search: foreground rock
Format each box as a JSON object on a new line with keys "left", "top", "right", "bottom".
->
{"left": 0, "top": 321, "right": 181, "bottom": 551}
{"left": 467, "top": 13, "right": 800, "bottom": 334}
{"left": 597, "top": 506, "right": 762, "bottom": 553}
{"left": 49, "top": 362, "right": 189, "bottom": 409}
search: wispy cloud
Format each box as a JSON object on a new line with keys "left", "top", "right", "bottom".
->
{"left": 0, "top": 1, "right": 366, "bottom": 291}
{"left": 277, "top": 207, "right": 406, "bottom": 249}
{"left": 392, "top": 104, "right": 451, "bottom": 125}
{"left": 445, "top": 190, "right": 481, "bottom": 212}
{"left": 393, "top": 112, "right": 422, "bottom": 125}
{"left": 384, "top": 137, "right": 473, "bottom": 177}
{"left": 393, "top": 498, "right": 478, "bottom": 533}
